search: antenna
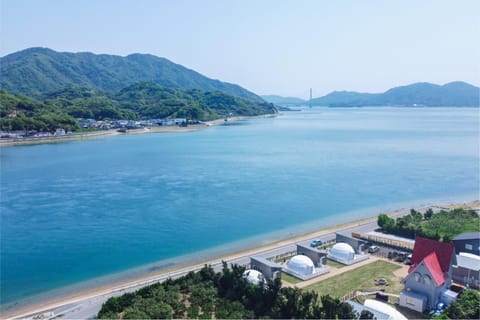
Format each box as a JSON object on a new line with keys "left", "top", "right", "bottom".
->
{"left": 309, "top": 88, "right": 312, "bottom": 108}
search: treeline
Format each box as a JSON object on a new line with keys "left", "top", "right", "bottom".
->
{"left": 0, "top": 89, "right": 79, "bottom": 133}
{"left": 98, "top": 263, "right": 370, "bottom": 319}
{"left": 377, "top": 208, "right": 479, "bottom": 242}
{"left": 0, "top": 82, "right": 276, "bottom": 133}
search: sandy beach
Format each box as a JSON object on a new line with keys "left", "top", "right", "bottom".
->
{"left": 0, "top": 114, "right": 277, "bottom": 147}
{"left": 3, "top": 199, "right": 478, "bottom": 319}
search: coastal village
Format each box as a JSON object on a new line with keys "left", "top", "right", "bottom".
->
{"left": 19, "top": 203, "right": 480, "bottom": 320}
{"left": 0, "top": 117, "right": 191, "bottom": 140}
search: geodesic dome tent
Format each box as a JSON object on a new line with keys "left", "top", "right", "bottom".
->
{"left": 287, "top": 255, "right": 315, "bottom": 275}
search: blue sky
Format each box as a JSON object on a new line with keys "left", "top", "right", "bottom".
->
{"left": 1, "top": 0, "right": 479, "bottom": 98}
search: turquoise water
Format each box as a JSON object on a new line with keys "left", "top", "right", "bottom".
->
{"left": 1, "top": 107, "right": 479, "bottom": 309}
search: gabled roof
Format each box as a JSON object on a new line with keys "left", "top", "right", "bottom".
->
{"left": 422, "top": 252, "right": 446, "bottom": 286}
{"left": 453, "top": 232, "right": 480, "bottom": 241}
{"left": 408, "top": 237, "right": 454, "bottom": 274}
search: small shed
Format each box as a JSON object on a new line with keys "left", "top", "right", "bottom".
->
{"left": 297, "top": 243, "right": 327, "bottom": 266}
{"left": 336, "top": 232, "right": 368, "bottom": 253}
{"left": 250, "top": 256, "right": 282, "bottom": 280}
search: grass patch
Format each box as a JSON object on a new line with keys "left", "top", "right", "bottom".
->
{"left": 326, "top": 258, "right": 346, "bottom": 269}
{"left": 304, "top": 260, "right": 403, "bottom": 299}
{"left": 281, "top": 272, "right": 302, "bottom": 284}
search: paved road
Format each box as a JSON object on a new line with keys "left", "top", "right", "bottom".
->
{"left": 13, "top": 206, "right": 422, "bottom": 320}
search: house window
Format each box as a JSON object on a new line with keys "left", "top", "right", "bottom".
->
{"left": 414, "top": 272, "right": 422, "bottom": 282}
{"left": 465, "top": 244, "right": 473, "bottom": 250}
{"left": 423, "top": 275, "right": 431, "bottom": 285}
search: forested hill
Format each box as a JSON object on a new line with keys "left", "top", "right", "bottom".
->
{"left": 310, "top": 81, "right": 479, "bottom": 107}
{"left": 0, "top": 83, "right": 276, "bottom": 132}
{"left": 0, "top": 47, "right": 263, "bottom": 102}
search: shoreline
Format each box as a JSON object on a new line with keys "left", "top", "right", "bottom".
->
{"left": 0, "top": 114, "right": 277, "bottom": 147}
{"left": 3, "top": 199, "right": 478, "bottom": 319}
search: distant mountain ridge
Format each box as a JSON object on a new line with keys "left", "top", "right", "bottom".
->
{"left": 263, "top": 82, "right": 479, "bottom": 107}
{"left": 311, "top": 82, "right": 479, "bottom": 107}
{"left": 261, "top": 95, "right": 306, "bottom": 105}
{"left": 0, "top": 47, "right": 263, "bottom": 102}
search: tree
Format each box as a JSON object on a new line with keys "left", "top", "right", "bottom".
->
{"left": 359, "top": 309, "right": 375, "bottom": 319}
{"left": 424, "top": 208, "right": 434, "bottom": 220}
{"left": 144, "top": 302, "right": 173, "bottom": 319}
{"left": 122, "top": 307, "right": 149, "bottom": 319}
{"left": 336, "top": 302, "right": 356, "bottom": 319}
{"left": 377, "top": 214, "right": 394, "bottom": 229}
{"left": 320, "top": 295, "right": 339, "bottom": 319}
{"left": 445, "top": 289, "right": 480, "bottom": 319}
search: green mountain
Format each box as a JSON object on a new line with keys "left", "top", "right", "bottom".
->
{"left": 310, "top": 91, "right": 379, "bottom": 107}
{"left": 113, "top": 81, "right": 275, "bottom": 120}
{"left": 0, "top": 82, "right": 276, "bottom": 132}
{"left": 0, "top": 47, "right": 263, "bottom": 102}
{"left": 311, "top": 82, "right": 479, "bottom": 107}
{"left": 261, "top": 95, "right": 306, "bottom": 105}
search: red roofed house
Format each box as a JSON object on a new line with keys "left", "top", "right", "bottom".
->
{"left": 399, "top": 237, "right": 455, "bottom": 312}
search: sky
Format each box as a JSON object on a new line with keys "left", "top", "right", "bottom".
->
{"left": 1, "top": 0, "right": 479, "bottom": 98}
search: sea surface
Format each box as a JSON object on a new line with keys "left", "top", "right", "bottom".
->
{"left": 1, "top": 107, "right": 479, "bottom": 310}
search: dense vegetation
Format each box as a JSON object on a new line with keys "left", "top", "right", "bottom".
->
{"left": 310, "top": 82, "right": 480, "bottom": 107}
{"left": 443, "top": 289, "right": 480, "bottom": 319}
{"left": 98, "top": 263, "right": 360, "bottom": 319}
{"left": 377, "top": 208, "right": 479, "bottom": 242}
{"left": 0, "top": 83, "right": 276, "bottom": 132}
{"left": 0, "top": 47, "right": 262, "bottom": 102}
{"left": 0, "top": 89, "right": 79, "bottom": 133}
{"left": 113, "top": 82, "right": 275, "bottom": 120}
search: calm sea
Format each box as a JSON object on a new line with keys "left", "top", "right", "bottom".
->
{"left": 1, "top": 107, "right": 479, "bottom": 309}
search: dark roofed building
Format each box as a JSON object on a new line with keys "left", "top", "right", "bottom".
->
{"left": 250, "top": 256, "right": 282, "bottom": 280}
{"left": 452, "top": 232, "right": 480, "bottom": 256}
{"left": 296, "top": 244, "right": 327, "bottom": 267}
{"left": 452, "top": 232, "right": 480, "bottom": 289}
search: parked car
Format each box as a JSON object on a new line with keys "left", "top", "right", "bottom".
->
{"left": 388, "top": 251, "right": 398, "bottom": 259}
{"left": 310, "top": 239, "right": 323, "bottom": 247}
{"left": 368, "top": 245, "right": 380, "bottom": 253}
{"left": 395, "top": 252, "right": 407, "bottom": 262}
{"left": 404, "top": 254, "right": 413, "bottom": 265}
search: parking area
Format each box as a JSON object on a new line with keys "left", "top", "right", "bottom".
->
{"left": 363, "top": 242, "right": 412, "bottom": 265}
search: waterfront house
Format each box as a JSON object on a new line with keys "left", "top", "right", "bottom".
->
{"left": 452, "top": 232, "right": 480, "bottom": 256}
{"left": 451, "top": 232, "right": 480, "bottom": 289}
{"left": 452, "top": 252, "right": 480, "bottom": 289}
{"left": 399, "top": 237, "right": 455, "bottom": 312}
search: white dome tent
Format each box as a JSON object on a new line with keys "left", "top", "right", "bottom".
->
{"left": 330, "top": 242, "right": 355, "bottom": 261}
{"left": 287, "top": 255, "right": 315, "bottom": 275}
{"left": 328, "top": 242, "right": 369, "bottom": 265}
{"left": 242, "top": 269, "right": 266, "bottom": 285}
